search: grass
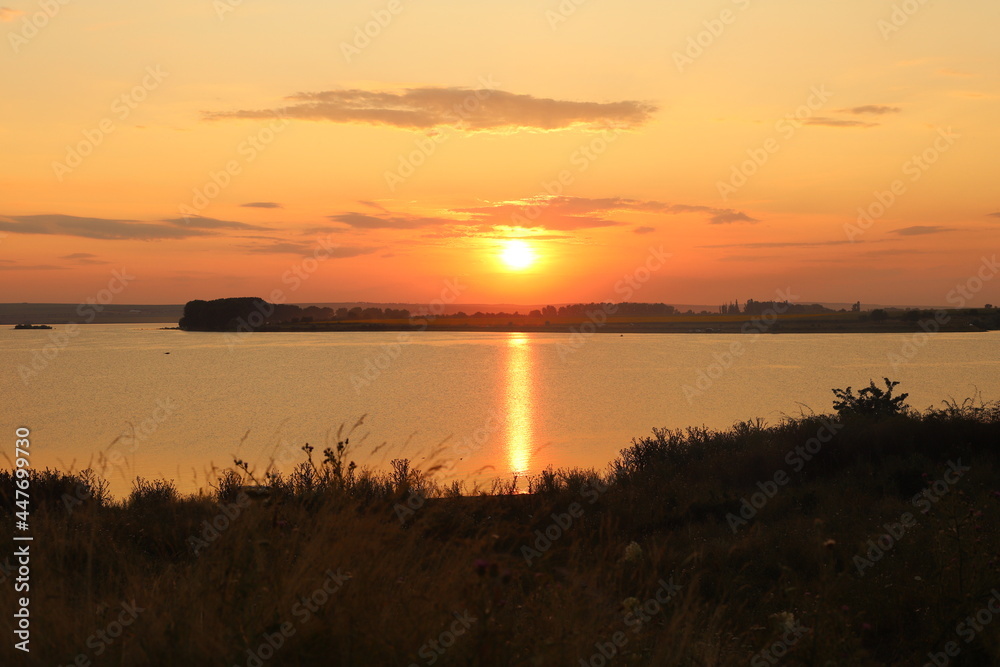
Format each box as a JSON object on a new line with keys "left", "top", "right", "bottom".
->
{"left": 1, "top": 391, "right": 999, "bottom": 665}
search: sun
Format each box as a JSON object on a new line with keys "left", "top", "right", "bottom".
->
{"left": 500, "top": 239, "right": 537, "bottom": 271}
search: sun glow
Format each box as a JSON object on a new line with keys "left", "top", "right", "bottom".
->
{"left": 499, "top": 239, "right": 537, "bottom": 271}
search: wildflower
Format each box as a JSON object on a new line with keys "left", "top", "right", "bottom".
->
{"left": 621, "top": 541, "right": 643, "bottom": 564}
{"left": 623, "top": 597, "right": 641, "bottom": 614}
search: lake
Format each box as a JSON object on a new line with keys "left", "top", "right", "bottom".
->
{"left": 3, "top": 324, "right": 997, "bottom": 495}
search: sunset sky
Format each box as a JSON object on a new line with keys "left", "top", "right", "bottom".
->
{"left": 1, "top": 0, "right": 998, "bottom": 307}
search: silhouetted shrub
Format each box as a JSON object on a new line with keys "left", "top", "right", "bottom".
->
{"left": 832, "top": 377, "right": 909, "bottom": 419}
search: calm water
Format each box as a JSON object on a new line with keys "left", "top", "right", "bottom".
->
{"left": 2, "top": 324, "right": 998, "bottom": 495}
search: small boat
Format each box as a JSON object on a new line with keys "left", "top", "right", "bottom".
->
{"left": 13, "top": 323, "right": 53, "bottom": 330}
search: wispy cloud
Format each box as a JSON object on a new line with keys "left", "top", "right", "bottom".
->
{"left": 701, "top": 240, "right": 852, "bottom": 249}
{"left": 805, "top": 117, "right": 877, "bottom": 128}
{"left": 838, "top": 105, "right": 901, "bottom": 115}
{"left": 328, "top": 196, "right": 758, "bottom": 235}
{"left": 0, "top": 215, "right": 214, "bottom": 241}
{"left": 0, "top": 7, "right": 24, "bottom": 22}
{"left": 891, "top": 225, "right": 955, "bottom": 236}
{"left": 60, "top": 252, "right": 110, "bottom": 265}
{"left": 240, "top": 202, "right": 283, "bottom": 209}
{"left": 329, "top": 212, "right": 452, "bottom": 230}
{"left": 208, "top": 87, "right": 656, "bottom": 132}
{"left": 988, "top": 212, "right": 1000, "bottom": 219}
{"left": 708, "top": 210, "right": 758, "bottom": 225}
{"left": 0, "top": 264, "right": 65, "bottom": 271}
{"left": 633, "top": 226, "right": 656, "bottom": 234}
{"left": 239, "top": 240, "right": 379, "bottom": 257}
{"left": 164, "top": 216, "right": 272, "bottom": 231}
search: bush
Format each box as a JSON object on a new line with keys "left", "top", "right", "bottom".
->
{"left": 832, "top": 377, "right": 909, "bottom": 419}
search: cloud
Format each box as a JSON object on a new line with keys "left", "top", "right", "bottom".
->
{"left": 718, "top": 254, "right": 782, "bottom": 263}
{"left": 359, "top": 200, "right": 390, "bottom": 213}
{"left": 457, "top": 199, "right": 618, "bottom": 231}
{"left": 804, "top": 117, "right": 877, "bottom": 128}
{"left": 207, "top": 87, "right": 657, "bottom": 132}
{"left": 891, "top": 225, "right": 955, "bottom": 236}
{"left": 0, "top": 264, "right": 65, "bottom": 271}
{"left": 0, "top": 7, "right": 24, "bottom": 22}
{"left": 702, "top": 240, "right": 852, "bottom": 249}
{"left": 60, "top": 252, "right": 110, "bottom": 265}
{"left": 0, "top": 215, "right": 214, "bottom": 240}
{"left": 164, "top": 216, "right": 272, "bottom": 231}
{"left": 329, "top": 212, "right": 452, "bottom": 230}
{"left": 239, "top": 240, "right": 379, "bottom": 257}
{"left": 459, "top": 197, "right": 759, "bottom": 230}
{"left": 708, "top": 210, "right": 759, "bottom": 225}
{"left": 325, "top": 197, "right": 758, "bottom": 237}
{"left": 240, "top": 202, "right": 283, "bottom": 209}
{"left": 421, "top": 230, "right": 573, "bottom": 240}
{"left": 988, "top": 212, "right": 1000, "bottom": 219}
{"left": 861, "top": 249, "right": 930, "bottom": 257}
{"left": 838, "top": 105, "right": 901, "bottom": 115}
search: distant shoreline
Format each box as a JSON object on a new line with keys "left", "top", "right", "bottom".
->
{"left": 185, "top": 315, "right": 997, "bottom": 335}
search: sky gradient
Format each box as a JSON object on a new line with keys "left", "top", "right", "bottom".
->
{"left": 1, "top": 0, "right": 998, "bottom": 306}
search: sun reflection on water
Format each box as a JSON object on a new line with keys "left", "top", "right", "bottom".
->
{"left": 504, "top": 333, "right": 534, "bottom": 475}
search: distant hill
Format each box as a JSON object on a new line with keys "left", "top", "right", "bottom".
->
{"left": 0, "top": 303, "right": 184, "bottom": 325}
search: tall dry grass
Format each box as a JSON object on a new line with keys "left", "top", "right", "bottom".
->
{"left": 1, "top": 394, "right": 999, "bottom": 665}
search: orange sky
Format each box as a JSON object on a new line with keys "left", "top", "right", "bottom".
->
{"left": 1, "top": 0, "right": 998, "bottom": 307}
